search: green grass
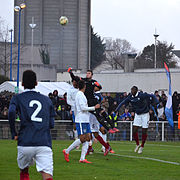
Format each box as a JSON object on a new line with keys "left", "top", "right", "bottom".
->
{"left": 0, "top": 140, "right": 180, "bottom": 180}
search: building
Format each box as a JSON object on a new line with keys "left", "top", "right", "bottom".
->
{"left": 14, "top": 0, "right": 91, "bottom": 73}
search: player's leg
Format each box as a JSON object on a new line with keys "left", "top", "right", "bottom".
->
{"left": 73, "top": 124, "right": 78, "bottom": 140}
{"left": 99, "top": 126, "right": 114, "bottom": 153}
{"left": 99, "top": 127, "right": 106, "bottom": 152}
{"left": 133, "top": 125, "right": 141, "bottom": 152}
{"left": 17, "top": 146, "right": 35, "bottom": 180}
{"left": 35, "top": 147, "right": 53, "bottom": 180}
{"left": 86, "top": 133, "right": 94, "bottom": 155}
{"left": 79, "top": 134, "right": 91, "bottom": 163}
{"left": 79, "top": 124, "right": 92, "bottom": 163}
{"left": 133, "top": 113, "right": 143, "bottom": 152}
{"left": 95, "top": 108, "right": 116, "bottom": 131}
{"left": 20, "top": 168, "right": 30, "bottom": 180}
{"left": 72, "top": 111, "right": 78, "bottom": 141}
{"left": 63, "top": 123, "right": 82, "bottom": 162}
{"left": 138, "top": 113, "right": 149, "bottom": 154}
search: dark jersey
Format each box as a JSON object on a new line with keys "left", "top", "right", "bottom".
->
{"left": 8, "top": 91, "right": 55, "bottom": 148}
{"left": 115, "top": 92, "right": 158, "bottom": 115}
{"left": 70, "top": 72, "right": 98, "bottom": 106}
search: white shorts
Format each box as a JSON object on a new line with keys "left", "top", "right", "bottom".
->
{"left": 133, "top": 112, "right": 150, "bottom": 128}
{"left": 17, "top": 146, "right": 53, "bottom": 176}
{"left": 89, "top": 113, "right": 100, "bottom": 132}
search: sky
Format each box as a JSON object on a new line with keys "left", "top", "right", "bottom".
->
{"left": 0, "top": 0, "right": 180, "bottom": 52}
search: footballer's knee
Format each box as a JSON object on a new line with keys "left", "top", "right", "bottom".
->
{"left": 142, "top": 128, "right": 148, "bottom": 135}
{"left": 133, "top": 126, "right": 138, "bottom": 133}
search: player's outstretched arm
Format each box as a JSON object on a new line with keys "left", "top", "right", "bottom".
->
{"left": 115, "top": 97, "right": 130, "bottom": 113}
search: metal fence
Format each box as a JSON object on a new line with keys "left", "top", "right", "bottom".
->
{"left": 0, "top": 120, "right": 179, "bottom": 141}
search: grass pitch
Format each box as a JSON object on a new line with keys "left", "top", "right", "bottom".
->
{"left": 0, "top": 140, "right": 180, "bottom": 180}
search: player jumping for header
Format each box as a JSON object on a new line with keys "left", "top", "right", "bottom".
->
{"left": 67, "top": 67, "right": 118, "bottom": 134}
{"left": 115, "top": 86, "right": 158, "bottom": 154}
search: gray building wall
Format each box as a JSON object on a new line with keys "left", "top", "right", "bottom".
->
{"left": 14, "top": 0, "right": 90, "bottom": 71}
{"left": 0, "top": 42, "right": 56, "bottom": 81}
{"left": 57, "top": 69, "right": 180, "bottom": 93}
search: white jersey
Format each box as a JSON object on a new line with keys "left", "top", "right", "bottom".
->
{"left": 75, "top": 91, "right": 95, "bottom": 123}
{"left": 67, "top": 86, "right": 78, "bottom": 112}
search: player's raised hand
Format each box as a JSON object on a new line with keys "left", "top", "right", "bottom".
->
{"left": 67, "top": 67, "right": 72, "bottom": 73}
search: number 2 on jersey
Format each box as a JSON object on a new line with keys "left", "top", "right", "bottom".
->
{"left": 29, "top": 100, "right": 42, "bottom": 122}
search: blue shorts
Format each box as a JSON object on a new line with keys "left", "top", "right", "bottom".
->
{"left": 72, "top": 111, "right": 75, "bottom": 123}
{"left": 75, "top": 123, "right": 91, "bottom": 135}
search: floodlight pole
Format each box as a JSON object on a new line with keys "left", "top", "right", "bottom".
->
{"left": 17, "top": 8, "right": 21, "bottom": 92}
{"left": 9, "top": 29, "right": 13, "bottom": 81}
{"left": 29, "top": 17, "right": 36, "bottom": 70}
{"left": 154, "top": 29, "right": 159, "bottom": 69}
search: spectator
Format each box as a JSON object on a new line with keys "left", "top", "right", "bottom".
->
{"left": 119, "top": 107, "right": 131, "bottom": 140}
{"left": 101, "top": 97, "right": 109, "bottom": 113}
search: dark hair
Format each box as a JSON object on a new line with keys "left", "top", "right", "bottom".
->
{"left": 78, "top": 80, "right": 86, "bottom": 90}
{"left": 131, "top": 86, "right": 138, "bottom": 91}
{"left": 72, "top": 76, "right": 80, "bottom": 83}
{"left": 87, "top": 69, "right": 93, "bottom": 75}
{"left": 22, "top": 70, "right": 37, "bottom": 89}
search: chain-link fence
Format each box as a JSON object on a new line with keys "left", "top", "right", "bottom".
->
{"left": 1, "top": 120, "right": 179, "bottom": 141}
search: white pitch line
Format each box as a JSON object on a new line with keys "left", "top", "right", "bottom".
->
{"left": 109, "top": 141, "right": 180, "bottom": 148}
{"left": 108, "top": 153, "right": 180, "bottom": 166}
{"left": 75, "top": 149, "right": 180, "bottom": 165}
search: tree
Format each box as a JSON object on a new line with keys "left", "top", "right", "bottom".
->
{"left": 90, "top": 27, "right": 106, "bottom": 69}
{"left": 135, "top": 41, "right": 177, "bottom": 69}
{"left": 105, "top": 38, "right": 137, "bottom": 70}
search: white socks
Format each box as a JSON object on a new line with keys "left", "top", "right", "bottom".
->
{"left": 80, "top": 141, "right": 89, "bottom": 161}
{"left": 66, "top": 139, "right": 81, "bottom": 154}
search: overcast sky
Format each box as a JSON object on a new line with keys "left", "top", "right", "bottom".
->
{"left": 0, "top": 0, "right": 180, "bottom": 52}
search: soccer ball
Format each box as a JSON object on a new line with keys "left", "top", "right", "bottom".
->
{"left": 59, "top": 16, "right": 68, "bottom": 26}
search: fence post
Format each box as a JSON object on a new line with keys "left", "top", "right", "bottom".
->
{"left": 162, "top": 122, "right": 165, "bottom": 141}
{"left": 130, "top": 121, "right": 133, "bottom": 141}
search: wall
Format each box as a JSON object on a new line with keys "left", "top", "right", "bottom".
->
{"left": 57, "top": 69, "right": 180, "bottom": 93}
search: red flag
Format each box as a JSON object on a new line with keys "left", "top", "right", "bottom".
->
{"left": 178, "top": 111, "right": 180, "bottom": 130}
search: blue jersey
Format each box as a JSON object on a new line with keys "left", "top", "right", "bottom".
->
{"left": 8, "top": 90, "right": 55, "bottom": 148}
{"left": 115, "top": 92, "right": 158, "bottom": 115}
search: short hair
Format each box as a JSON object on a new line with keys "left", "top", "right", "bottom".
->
{"left": 131, "top": 86, "right": 138, "bottom": 91}
{"left": 78, "top": 80, "right": 86, "bottom": 90}
{"left": 72, "top": 76, "right": 80, "bottom": 82}
{"left": 87, "top": 69, "right": 93, "bottom": 75}
{"left": 22, "top": 70, "right": 37, "bottom": 89}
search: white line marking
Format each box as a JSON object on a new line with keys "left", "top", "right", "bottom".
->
{"left": 109, "top": 141, "right": 180, "bottom": 148}
{"left": 108, "top": 153, "right": 180, "bottom": 166}
{"left": 75, "top": 150, "right": 180, "bottom": 166}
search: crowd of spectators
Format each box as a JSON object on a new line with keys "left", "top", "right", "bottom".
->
{"left": 0, "top": 89, "right": 180, "bottom": 140}
{"left": 0, "top": 89, "right": 180, "bottom": 122}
